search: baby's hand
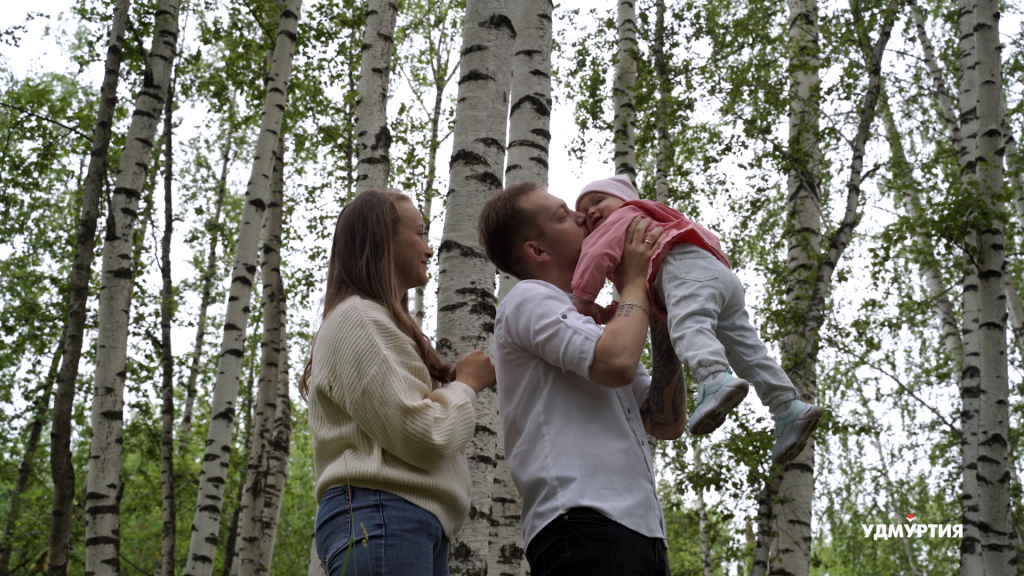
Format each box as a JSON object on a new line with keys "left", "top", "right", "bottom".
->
{"left": 575, "top": 299, "right": 604, "bottom": 324}
{"left": 599, "top": 301, "right": 618, "bottom": 324}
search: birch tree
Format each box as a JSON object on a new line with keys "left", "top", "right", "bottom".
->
{"left": 767, "top": 3, "right": 895, "bottom": 574}
{"left": 158, "top": 80, "right": 177, "bottom": 576}
{"left": 47, "top": 1, "right": 131, "bottom": 572}
{"left": 613, "top": 0, "right": 637, "bottom": 182}
{"left": 355, "top": 0, "right": 399, "bottom": 192}
{"left": 83, "top": 0, "right": 180, "bottom": 571}
{"left": 184, "top": 1, "right": 302, "bottom": 573}
{"left": 434, "top": 0, "right": 515, "bottom": 572}
{"left": 954, "top": 0, "right": 987, "bottom": 570}
{"left": 238, "top": 136, "right": 287, "bottom": 576}
{"left": 260, "top": 289, "right": 292, "bottom": 572}
{"left": 495, "top": 0, "right": 552, "bottom": 304}
{"left": 651, "top": 0, "right": 671, "bottom": 204}
{"left": 971, "top": 0, "right": 1014, "bottom": 571}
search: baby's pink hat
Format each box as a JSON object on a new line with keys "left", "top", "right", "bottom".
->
{"left": 576, "top": 174, "right": 639, "bottom": 212}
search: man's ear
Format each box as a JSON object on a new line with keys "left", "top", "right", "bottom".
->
{"left": 523, "top": 239, "right": 551, "bottom": 264}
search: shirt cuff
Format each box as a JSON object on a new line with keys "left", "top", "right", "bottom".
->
{"left": 573, "top": 288, "right": 600, "bottom": 302}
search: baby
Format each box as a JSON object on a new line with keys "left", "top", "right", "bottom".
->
{"left": 571, "top": 174, "right": 821, "bottom": 465}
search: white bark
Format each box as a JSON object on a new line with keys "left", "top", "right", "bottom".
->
{"left": 955, "top": 0, "right": 986, "bottom": 571}
{"left": 973, "top": 0, "right": 1013, "bottom": 571}
{"left": 488, "top": 430, "right": 524, "bottom": 575}
{"left": 84, "top": 0, "right": 180, "bottom": 573}
{"left": 183, "top": 2, "right": 301, "bottom": 575}
{"left": 308, "top": 539, "right": 326, "bottom": 576}
{"left": 498, "top": 0, "right": 553, "bottom": 302}
{"left": 911, "top": 1, "right": 962, "bottom": 150}
{"left": 260, "top": 293, "right": 291, "bottom": 572}
{"left": 652, "top": 0, "right": 671, "bottom": 204}
{"left": 355, "top": 0, "right": 398, "bottom": 192}
{"left": 48, "top": 1, "right": 130, "bottom": 572}
{"left": 238, "top": 137, "right": 286, "bottom": 576}
{"left": 772, "top": 0, "right": 823, "bottom": 572}
{"left": 180, "top": 97, "right": 236, "bottom": 457}
{"left": 612, "top": 0, "right": 637, "bottom": 182}
{"left": 773, "top": 4, "right": 894, "bottom": 575}
{"left": 435, "top": 1, "right": 515, "bottom": 572}
{"left": 695, "top": 443, "right": 712, "bottom": 576}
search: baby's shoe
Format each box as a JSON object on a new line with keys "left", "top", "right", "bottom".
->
{"left": 688, "top": 373, "right": 749, "bottom": 435}
{"left": 771, "top": 399, "right": 822, "bottom": 465}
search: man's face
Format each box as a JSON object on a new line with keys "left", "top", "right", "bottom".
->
{"left": 520, "top": 189, "right": 588, "bottom": 270}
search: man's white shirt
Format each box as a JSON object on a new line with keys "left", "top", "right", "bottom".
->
{"left": 494, "top": 279, "right": 667, "bottom": 549}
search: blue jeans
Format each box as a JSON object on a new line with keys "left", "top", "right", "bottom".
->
{"left": 315, "top": 485, "right": 450, "bottom": 576}
{"left": 654, "top": 244, "right": 800, "bottom": 412}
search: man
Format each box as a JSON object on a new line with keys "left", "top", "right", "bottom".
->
{"left": 477, "top": 181, "right": 687, "bottom": 575}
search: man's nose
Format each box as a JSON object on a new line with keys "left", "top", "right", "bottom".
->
{"left": 572, "top": 210, "right": 587, "bottom": 226}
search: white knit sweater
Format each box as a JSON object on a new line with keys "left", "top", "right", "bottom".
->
{"left": 308, "top": 296, "right": 478, "bottom": 538}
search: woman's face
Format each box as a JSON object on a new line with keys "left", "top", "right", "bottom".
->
{"left": 393, "top": 199, "right": 432, "bottom": 293}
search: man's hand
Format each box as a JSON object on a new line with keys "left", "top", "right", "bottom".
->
{"left": 640, "top": 315, "right": 687, "bottom": 440}
{"left": 589, "top": 217, "right": 665, "bottom": 387}
{"left": 615, "top": 216, "right": 665, "bottom": 290}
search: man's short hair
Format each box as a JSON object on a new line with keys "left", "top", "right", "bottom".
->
{"left": 478, "top": 181, "right": 543, "bottom": 280}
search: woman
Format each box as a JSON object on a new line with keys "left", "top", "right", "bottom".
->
{"left": 301, "top": 189, "right": 495, "bottom": 576}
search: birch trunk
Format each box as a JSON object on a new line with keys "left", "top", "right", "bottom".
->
{"left": 159, "top": 81, "right": 177, "bottom": 576}
{"left": 695, "top": 442, "right": 713, "bottom": 576}
{"left": 772, "top": 5, "right": 894, "bottom": 575}
{"left": 308, "top": 540, "right": 326, "bottom": 576}
{"left": 179, "top": 98, "right": 237, "bottom": 457}
{"left": 0, "top": 337, "right": 62, "bottom": 576}
{"left": 354, "top": 0, "right": 398, "bottom": 192}
{"left": 770, "top": 0, "right": 823, "bottom": 572}
{"left": 612, "top": 0, "right": 637, "bottom": 182}
{"left": 652, "top": 0, "right": 670, "bottom": 204}
{"left": 84, "top": 0, "right": 180, "bottom": 572}
{"left": 238, "top": 136, "right": 286, "bottom": 576}
{"left": 259, "top": 295, "right": 291, "bottom": 572}
{"left": 973, "top": 0, "right": 1014, "bottom": 571}
{"left": 751, "top": 479, "right": 777, "bottom": 576}
{"left": 956, "top": 0, "right": 986, "bottom": 570}
{"left": 497, "top": 0, "right": 552, "bottom": 303}
{"left": 435, "top": 1, "right": 515, "bottom": 572}
{"left": 47, "top": 0, "right": 131, "bottom": 572}
{"left": 225, "top": 338, "right": 261, "bottom": 576}
{"left": 911, "top": 1, "right": 962, "bottom": 149}
{"left": 184, "top": 2, "right": 301, "bottom": 574}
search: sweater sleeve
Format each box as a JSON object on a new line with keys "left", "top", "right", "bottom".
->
{"left": 322, "top": 302, "right": 478, "bottom": 471}
{"left": 571, "top": 208, "right": 638, "bottom": 302}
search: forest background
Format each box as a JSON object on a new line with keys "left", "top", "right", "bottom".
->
{"left": 0, "top": 0, "right": 1022, "bottom": 574}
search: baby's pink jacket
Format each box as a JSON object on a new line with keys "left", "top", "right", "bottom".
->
{"left": 570, "top": 200, "right": 731, "bottom": 322}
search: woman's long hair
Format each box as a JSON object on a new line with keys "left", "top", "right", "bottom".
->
{"left": 299, "top": 190, "right": 451, "bottom": 398}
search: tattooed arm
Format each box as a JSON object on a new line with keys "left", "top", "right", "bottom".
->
{"left": 641, "top": 315, "right": 687, "bottom": 440}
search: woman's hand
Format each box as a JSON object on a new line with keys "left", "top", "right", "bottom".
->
{"left": 453, "top": 350, "right": 496, "bottom": 393}
{"left": 615, "top": 217, "right": 664, "bottom": 290}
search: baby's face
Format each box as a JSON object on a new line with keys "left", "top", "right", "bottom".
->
{"left": 578, "top": 192, "right": 625, "bottom": 233}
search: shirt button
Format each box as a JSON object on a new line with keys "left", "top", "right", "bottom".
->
{"left": 455, "top": 522, "right": 464, "bottom": 532}
{"left": 561, "top": 314, "right": 567, "bottom": 319}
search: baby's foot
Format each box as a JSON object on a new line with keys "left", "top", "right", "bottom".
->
{"left": 688, "top": 373, "right": 749, "bottom": 435}
{"left": 771, "top": 400, "right": 822, "bottom": 465}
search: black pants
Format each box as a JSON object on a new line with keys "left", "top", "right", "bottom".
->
{"left": 526, "top": 508, "right": 670, "bottom": 576}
